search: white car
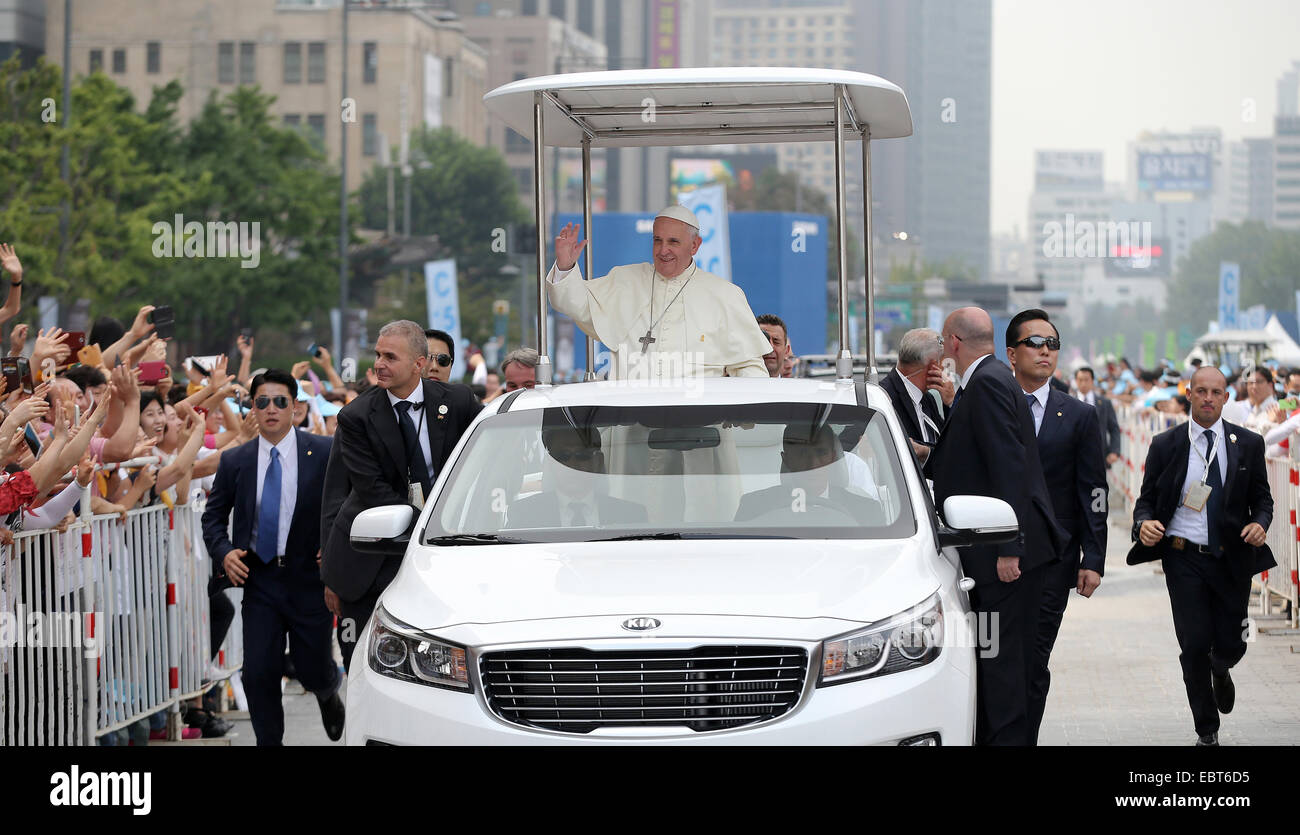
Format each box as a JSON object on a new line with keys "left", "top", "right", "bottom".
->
{"left": 344, "top": 378, "right": 1018, "bottom": 745}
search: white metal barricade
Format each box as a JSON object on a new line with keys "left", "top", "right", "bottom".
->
{"left": 0, "top": 522, "right": 91, "bottom": 746}
{"left": 91, "top": 506, "right": 173, "bottom": 738}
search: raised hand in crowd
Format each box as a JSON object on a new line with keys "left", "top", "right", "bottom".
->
{"left": 0, "top": 243, "right": 24, "bottom": 326}
{"left": 312, "top": 344, "right": 346, "bottom": 390}
{"left": 8, "top": 323, "right": 28, "bottom": 356}
{"left": 31, "top": 326, "right": 71, "bottom": 375}
{"left": 98, "top": 304, "right": 157, "bottom": 369}
{"left": 235, "top": 333, "right": 254, "bottom": 386}
{"left": 125, "top": 333, "right": 160, "bottom": 368}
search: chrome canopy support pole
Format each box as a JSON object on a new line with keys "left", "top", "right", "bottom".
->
{"left": 833, "top": 85, "right": 852, "bottom": 381}
{"left": 863, "top": 126, "right": 878, "bottom": 383}
{"left": 533, "top": 91, "right": 553, "bottom": 386}
{"left": 582, "top": 138, "right": 596, "bottom": 381}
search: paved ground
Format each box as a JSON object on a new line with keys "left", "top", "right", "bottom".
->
{"left": 1039, "top": 521, "right": 1300, "bottom": 746}
{"left": 219, "top": 520, "right": 1300, "bottom": 746}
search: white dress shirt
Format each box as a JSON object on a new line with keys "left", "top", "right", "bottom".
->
{"left": 896, "top": 368, "right": 939, "bottom": 443}
{"left": 388, "top": 385, "right": 435, "bottom": 483}
{"left": 958, "top": 354, "right": 992, "bottom": 393}
{"left": 252, "top": 430, "right": 298, "bottom": 558}
{"left": 1222, "top": 396, "right": 1276, "bottom": 436}
{"left": 1165, "top": 418, "right": 1228, "bottom": 547}
{"left": 1077, "top": 390, "right": 1097, "bottom": 406}
{"left": 1023, "top": 380, "right": 1050, "bottom": 436}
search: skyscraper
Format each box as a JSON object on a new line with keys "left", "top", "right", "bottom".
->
{"left": 853, "top": 0, "right": 991, "bottom": 281}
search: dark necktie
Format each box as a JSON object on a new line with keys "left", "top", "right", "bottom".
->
{"left": 569, "top": 503, "right": 588, "bottom": 527}
{"left": 952, "top": 387, "right": 964, "bottom": 412}
{"left": 1026, "top": 393, "right": 1038, "bottom": 433}
{"left": 257, "top": 447, "right": 281, "bottom": 563}
{"left": 394, "top": 401, "right": 432, "bottom": 498}
{"left": 1203, "top": 430, "right": 1223, "bottom": 555}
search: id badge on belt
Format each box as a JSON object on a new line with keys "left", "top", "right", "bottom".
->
{"left": 1183, "top": 481, "right": 1211, "bottom": 511}
{"left": 408, "top": 482, "right": 425, "bottom": 510}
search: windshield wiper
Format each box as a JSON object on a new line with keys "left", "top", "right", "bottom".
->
{"left": 426, "top": 534, "right": 529, "bottom": 546}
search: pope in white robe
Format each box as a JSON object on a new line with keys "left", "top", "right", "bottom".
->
{"left": 546, "top": 205, "right": 772, "bottom": 380}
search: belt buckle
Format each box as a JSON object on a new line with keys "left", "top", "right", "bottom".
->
{"left": 1171, "top": 536, "right": 1186, "bottom": 550}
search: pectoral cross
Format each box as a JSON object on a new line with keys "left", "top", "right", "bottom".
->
{"left": 638, "top": 330, "right": 656, "bottom": 353}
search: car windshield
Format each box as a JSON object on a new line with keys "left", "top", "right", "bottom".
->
{"left": 425, "top": 402, "right": 916, "bottom": 543}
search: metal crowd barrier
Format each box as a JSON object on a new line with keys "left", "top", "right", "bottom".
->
{"left": 1111, "top": 404, "right": 1300, "bottom": 626}
{"left": 1, "top": 482, "right": 236, "bottom": 745}
{"left": 1, "top": 524, "right": 90, "bottom": 745}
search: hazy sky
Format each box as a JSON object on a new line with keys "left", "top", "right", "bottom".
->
{"left": 991, "top": 0, "right": 1300, "bottom": 236}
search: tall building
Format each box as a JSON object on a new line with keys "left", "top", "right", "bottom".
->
{"left": 458, "top": 10, "right": 607, "bottom": 208}
{"left": 1244, "top": 137, "right": 1276, "bottom": 223}
{"left": 1027, "top": 150, "right": 1112, "bottom": 299}
{"left": 0, "top": 0, "right": 44, "bottom": 68}
{"left": 44, "top": 0, "right": 489, "bottom": 192}
{"left": 1276, "top": 116, "right": 1300, "bottom": 229}
{"left": 853, "top": 0, "right": 991, "bottom": 281}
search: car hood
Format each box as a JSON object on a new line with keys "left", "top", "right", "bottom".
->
{"left": 381, "top": 537, "right": 943, "bottom": 633}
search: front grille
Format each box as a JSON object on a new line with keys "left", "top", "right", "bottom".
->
{"left": 480, "top": 645, "right": 808, "bottom": 734}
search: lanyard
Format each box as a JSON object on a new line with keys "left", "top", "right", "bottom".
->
{"left": 1190, "top": 422, "right": 1219, "bottom": 486}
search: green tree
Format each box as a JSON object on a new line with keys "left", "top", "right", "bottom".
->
{"left": 355, "top": 126, "right": 529, "bottom": 346}
{"left": 1165, "top": 221, "right": 1300, "bottom": 334}
{"left": 153, "top": 86, "right": 342, "bottom": 355}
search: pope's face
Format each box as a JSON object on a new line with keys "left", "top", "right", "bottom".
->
{"left": 652, "top": 217, "right": 702, "bottom": 279}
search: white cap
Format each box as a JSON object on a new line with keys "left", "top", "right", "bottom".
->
{"left": 654, "top": 204, "right": 700, "bottom": 231}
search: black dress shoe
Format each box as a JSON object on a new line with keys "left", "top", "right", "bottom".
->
{"left": 318, "top": 691, "right": 345, "bottom": 742}
{"left": 1196, "top": 732, "right": 1219, "bottom": 746}
{"left": 1212, "top": 669, "right": 1235, "bottom": 714}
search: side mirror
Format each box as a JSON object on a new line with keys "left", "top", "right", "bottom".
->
{"left": 350, "top": 505, "right": 415, "bottom": 555}
{"left": 937, "top": 495, "right": 1019, "bottom": 549}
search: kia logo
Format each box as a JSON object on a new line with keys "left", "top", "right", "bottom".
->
{"left": 622, "top": 617, "right": 661, "bottom": 631}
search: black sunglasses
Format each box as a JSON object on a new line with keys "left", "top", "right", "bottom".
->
{"left": 1013, "top": 335, "right": 1061, "bottom": 351}
{"left": 254, "top": 395, "right": 292, "bottom": 409}
{"left": 430, "top": 353, "right": 452, "bottom": 368}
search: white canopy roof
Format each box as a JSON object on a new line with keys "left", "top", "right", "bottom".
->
{"left": 1189, "top": 315, "right": 1300, "bottom": 367}
{"left": 482, "top": 67, "right": 913, "bottom": 148}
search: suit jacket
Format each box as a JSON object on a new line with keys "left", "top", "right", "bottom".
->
{"left": 202, "top": 430, "right": 333, "bottom": 585}
{"left": 1093, "top": 395, "right": 1122, "bottom": 459}
{"left": 319, "top": 380, "right": 482, "bottom": 601}
{"left": 879, "top": 368, "right": 946, "bottom": 446}
{"left": 1127, "top": 419, "right": 1275, "bottom": 576}
{"left": 1036, "top": 387, "right": 1108, "bottom": 582}
{"left": 506, "top": 492, "right": 648, "bottom": 529}
{"left": 924, "top": 357, "right": 1066, "bottom": 586}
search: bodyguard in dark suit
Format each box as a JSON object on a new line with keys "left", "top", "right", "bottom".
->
{"left": 879, "top": 327, "right": 949, "bottom": 449}
{"left": 1129, "top": 366, "right": 1273, "bottom": 746}
{"left": 202, "top": 369, "right": 343, "bottom": 745}
{"left": 320, "top": 320, "right": 482, "bottom": 672}
{"left": 1004, "top": 311, "right": 1108, "bottom": 744}
{"left": 1074, "top": 366, "right": 1122, "bottom": 467}
{"left": 923, "top": 307, "right": 1066, "bottom": 745}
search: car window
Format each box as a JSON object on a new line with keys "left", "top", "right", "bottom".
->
{"left": 426, "top": 403, "right": 917, "bottom": 542}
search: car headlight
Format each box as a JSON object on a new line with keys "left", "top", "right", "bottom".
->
{"left": 818, "top": 593, "right": 943, "bottom": 686}
{"left": 368, "top": 606, "right": 471, "bottom": 692}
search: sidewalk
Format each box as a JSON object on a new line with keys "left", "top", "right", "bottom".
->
{"left": 1038, "top": 521, "right": 1300, "bottom": 745}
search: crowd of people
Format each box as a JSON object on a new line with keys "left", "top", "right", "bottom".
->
{"left": 3, "top": 194, "right": 1288, "bottom": 749}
